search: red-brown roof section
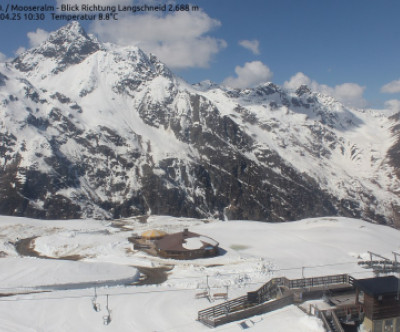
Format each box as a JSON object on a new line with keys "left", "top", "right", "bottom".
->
{"left": 155, "top": 229, "right": 219, "bottom": 252}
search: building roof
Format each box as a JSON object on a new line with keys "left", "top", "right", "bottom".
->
{"left": 354, "top": 276, "right": 400, "bottom": 297}
{"left": 141, "top": 229, "right": 167, "bottom": 239}
{"left": 155, "top": 229, "right": 218, "bottom": 252}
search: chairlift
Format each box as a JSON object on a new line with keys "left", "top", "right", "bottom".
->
{"left": 103, "top": 294, "right": 112, "bottom": 326}
{"left": 103, "top": 314, "right": 111, "bottom": 326}
{"left": 92, "top": 301, "right": 101, "bottom": 312}
{"left": 92, "top": 287, "right": 101, "bottom": 312}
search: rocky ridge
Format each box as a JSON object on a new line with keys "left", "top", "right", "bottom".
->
{"left": 1, "top": 22, "right": 400, "bottom": 225}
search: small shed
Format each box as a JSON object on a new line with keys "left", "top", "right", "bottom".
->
{"left": 354, "top": 275, "right": 400, "bottom": 332}
{"left": 155, "top": 228, "right": 219, "bottom": 260}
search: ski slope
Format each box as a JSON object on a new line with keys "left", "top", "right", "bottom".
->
{"left": 0, "top": 215, "right": 399, "bottom": 331}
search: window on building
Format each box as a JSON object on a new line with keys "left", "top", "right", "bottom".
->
{"left": 384, "top": 319, "right": 394, "bottom": 332}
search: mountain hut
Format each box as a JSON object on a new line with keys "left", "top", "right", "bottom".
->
{"left": 155, "top": 228, "right": 219, "bottom": 259}
{"left": 141, "top": 229, "right": 167, "bottom": 242}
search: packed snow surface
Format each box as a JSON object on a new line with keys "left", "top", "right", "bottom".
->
{"left": 0, "top": 215, "right": 399, "bottom": 331}
{"left": 0, "top": 258, "right": 139, "bottom": 289}
{"left": 182, "top": 236, "right": 218, "bottom": 250}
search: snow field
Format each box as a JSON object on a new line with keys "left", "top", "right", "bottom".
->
{"left": 0, "top": 215, "right": 400, "bottom": 331}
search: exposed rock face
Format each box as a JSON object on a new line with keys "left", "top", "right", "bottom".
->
{"left": 13, "top": 21, "right": 100, "bottom": 73}
{"left": 1, "top": 22, "right": 400, "bottom": 224}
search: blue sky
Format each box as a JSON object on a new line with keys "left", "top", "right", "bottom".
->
{"left": 1, "top": 0, "right": 400, "bottom": 109}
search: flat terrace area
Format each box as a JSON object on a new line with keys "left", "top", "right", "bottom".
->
{"left": 128, "top": 236, "right": 159, "bottom": 256}
{"left": 328, "top": 290, "right": 357, "bottom": 307}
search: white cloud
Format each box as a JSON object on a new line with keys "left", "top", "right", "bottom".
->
{"left": 15, "top": 47, "right": 26, "bottom": 56}
{"left": 11, "top": 28, "right": 49, "bottom": 58}
{"left": 384, "top": 99, "right": 400, "bottom": 112}
{"left": 27, "top": 28, "right": 50, "bottom": 48}
{"left": 333, "top": 83, "right": 366, "bottom": 108}
{"left": 284, "top": 72, "right": 366, "bottom": 108}
{"left": 283, "top": 72, "right": 312, "bottom": 90}
{"left": 223, "top": 61, "right": 273, "bottom": 89}
{"left": 381, "top": 79, "right": 400, "bottom": 94}
{"left": 238, "top": 40, "right": 260, "bottom": 55}
{"left": 0, "top": 52, "right": 9, "bottom": 62}
{"left": 90, "top": 11, "right": 226, "bottom": 69}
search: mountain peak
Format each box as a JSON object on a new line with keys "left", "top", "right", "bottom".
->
{"left": 47, "top": 21, "right": 90, "bottom": 44}
{"left": 2, "top": 22, "right": 399, "bottom": 225}
{"left": 61, "top": 20, "right": 84, "bottom": 34}
{"left": 13, "top": 21, "right": 100, "bottom": 73}
{"left": 296, "top": 84, "right": 311, "bottom": 96}
{"left": 192, "top": 80, "right": 219, "bottom": 91}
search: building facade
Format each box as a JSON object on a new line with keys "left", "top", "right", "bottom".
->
{"left": 355, "top": 276, "right": 400, "bottom": 332}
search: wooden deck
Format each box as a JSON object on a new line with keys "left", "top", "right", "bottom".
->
{"left": 128, "top": 237, "right": 159, "bottom": 256}
{"left": 329, "top": 291, "right": 357, "bottom": 306}
{"left": 198, "top": 274, "right": 355, "bottom": 328}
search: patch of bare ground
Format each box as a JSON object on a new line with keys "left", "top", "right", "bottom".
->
{"left": 136, "top": 215, "right": 149, "bottom": 224}
{"left": 109, "top": 221, "right": 132, "bottom": 231}
{"left": 133, "top": 265, "right": 173, "bottom": 285}
{"left": 110, "top": 215, "right": 148, "bottom": 231}
{"left": 230, "top": 244, "right": 250, "bottom": 251}
{"left": 204, "top": 264, "right": 223, "bottom": 268}
{"left": 0, "top": 290, "right": 51, "bottom": 298}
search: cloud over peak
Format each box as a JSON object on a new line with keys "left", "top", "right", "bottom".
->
{"left": 223, "top": 61, "right": 273, "bottom": 89}
{"left": 284, "top": 72, "right": 366, "bottom": 108}
{"left": 0, "top": 52, "right": 9, "bottom": 62}
{"left": 91, "top": 11, "right": 226, "bottom": 69}
{"left": 384, "top": 99, "right": 400, "bottom": 112}
{"left": 27, "top": 28, "right": 50, "bottom": 48}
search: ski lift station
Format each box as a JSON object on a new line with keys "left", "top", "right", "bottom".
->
{"left": 354, "top": 276, "right": 400, "bottom": 332}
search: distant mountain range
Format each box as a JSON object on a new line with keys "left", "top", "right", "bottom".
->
{"left": 1, "top": 21, "right": 400, "bottom": 225}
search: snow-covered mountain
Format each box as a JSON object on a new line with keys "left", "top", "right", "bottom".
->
{"left": 1, "top": 21, "right": 400, "bottom": 224}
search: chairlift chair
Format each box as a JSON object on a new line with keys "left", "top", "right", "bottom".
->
{"left": 103, "top": 294, "right": 112, "bottom": 325}
{"left": 103, "top": 314, "right": 111, "bottom": 326}
{"left": 92, "top": 287, "right": 101, "bottom": 312}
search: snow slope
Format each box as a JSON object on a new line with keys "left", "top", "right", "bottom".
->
{"left": 0, "top": 215, "right": 399, "bottom": 331}
{"left": 1, "top": 22, "right": 400, "bottom": 224}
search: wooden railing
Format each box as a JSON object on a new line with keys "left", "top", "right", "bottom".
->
{"left": 334, "top": 304, "right": 364, "bottom": 321}
{"left": 288, "top": 274, "right": 349, "bottom": 289}
{"left": 198, "top": 274, "right": 352, "bottom": 328}
{"left": 247, "top": 278, "right": 282, "bottom": 304}
{"left": 311, "top": 304, "right": 364, "bottom": 332}
{"left": 331, "top": 311, "right": 345, "bottom": 332}
{"left": 212, "top": 294, "right": 294, "bottom": 327}
{"left": 198, "top": 295, "right": 249, "bottom": 323}
{"left": 319, "top": 311, "right": 332, "bottom": 332}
